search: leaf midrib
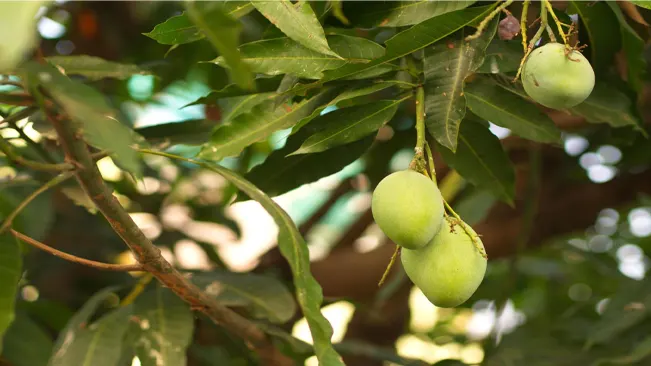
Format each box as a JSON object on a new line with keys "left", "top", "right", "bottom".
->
{"left": 442, "top": 44, "right": 469, "bottom": 147}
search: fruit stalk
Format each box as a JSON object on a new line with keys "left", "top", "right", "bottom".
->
{"left": 543, "top": 0, "right": 568, "bottom": 46}
{"left": 514, "top": 2, "right": 547, "bottom": 81}
{"left": 443, "top": 199, "right": 488, "bottom": 258}
{"left": 520, "top": 0, "right": 530, "bottom": 55}
{"left": 414, "top": 85, "right": 425, "bottom": 156}
{"left": 409, "top": 85, "right": 428, "bottom": 175}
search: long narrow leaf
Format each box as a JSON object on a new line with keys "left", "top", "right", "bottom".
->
{"left": 424, "top": 17, "right": 498, "bottom": 152}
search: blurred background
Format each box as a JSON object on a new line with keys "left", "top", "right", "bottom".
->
{"left": 2, "top": 1, "right": 651, "bottom": 365}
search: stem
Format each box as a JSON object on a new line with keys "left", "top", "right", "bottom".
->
{"left": 0, "top": 93, "right": 34, "bottom": 106}
{"left": 514, "top": 3, "right": 547, "bottom": 82}
{"left": 424, "top": 140, "right": 437, "bottom": 185}
{"left": 520, "top": 0, "right": 530, "bottom": 55}
{"left": 415, "top": 86, "right": 425, "bottom": 155}
{"left": 544, "top": 0, "right": 568, "bottom": 45}
{"left": 465, "top": 0, "right": 515, "bottom": 41}
{"left": 11, "top": 229, "right": 144, "bottom": 271}
{"left": 48, "top": 113, "right": 288, "bottom": 364}
{"left": 409, "top": 86, "right": 427, "bottom": 174}
{"left": 0, "top": 80, "right": 24, "bottom": 88}
{"left": 120, "top": 273, "right": 154, "bottom": 306}
{"left": 0, "top": 138, "right": 73, "bottom": 172}
{"left": 545, "top": 25, "right": 557, "bottom": 43}
{"left": 0, "top": 171, "right": 73, "bottom": 234}
{"left": 444, "top": 198, "right": 488, "bottom": 258}
{"left": 378, "top": 245, "right": 400, "bottom": 287}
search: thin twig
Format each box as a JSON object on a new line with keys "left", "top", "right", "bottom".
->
{"left": 378, "top": 245, "right": 400, "bottom": 287}
{"left": 544, "top": 0, "right": 568, "bottom": 45}
{"left": 121, "top": 273, "right": 154, "bottom": 306}
{"left": 443, "top": 198, "right": 488, "bottom": 258}
{"left": 514, "top": 3, "right": 548, "bottom": 81}
{"left": 0, "top": 93, "right": 34, "bottom": 106}
{"left": 465, "top": 0, "right": 515, "bottom": 41}
{"left": 0, "top": 172, "right": 74, "bottom": 234}
{"left": 520, "top": 0, "right": 530, "bottom": 54}
{"left": 0, "top": 138, "right": 72, "bottom": 172}
{"left": 0, "top": 80, "right": 24, "bottom": 89}
{"left": 424, "top": 140, "right": 437, "bottom": 185}
{"left": 11, "top": 229, "right": 144, "bottom": 272}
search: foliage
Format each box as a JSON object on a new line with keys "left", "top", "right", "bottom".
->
{"left": 1, "top": 1, "right": 651, "bottom": 366}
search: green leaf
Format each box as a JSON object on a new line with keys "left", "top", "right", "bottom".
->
{"left": 424, "top": 17, "right": 498, "bottom": 152}
{"left": 132, "top": 286, "right": 194, "bottom": 366}
{"left": 290, "top": 99, "right": 402, "bottom": 155}
{"left": 0, "top": 186, "right": 54, "bottom": 241}
{"left": 465, "top": 77, "right": 561, "bottom": 143}
{"left": 193, "top": 270, "right": 297, "bottom": 324}
{"left": 246, "top": 123, "right": 374, "bottom": 197}
{"left": 0, "top": 233, "right": 22, "bottom": 354}
{"left": 438, "top": 119, "right": 515, "bottom": 204}
{"left": 570, "top": 82, "right": 642, "bottom": 129}
{"left": 292, "top": 80, "right": 404, "bottom": 133}
{"left": 184, "top": 76, "right": 284, "bottom": 107}
{"left": 24, "top": 63, "right": 142, "bottom": 175}
{"left": 185, "top": 3, "right": 253, "bottom": 90}
{"left": 318, "top": 5, "right": 495, "bottom": 83}
{"left": 0, "top": 2, "right": 45, "bottom": 72}
{"left": 145, "top": 152, "right": 344, "bottom": 366}
{"left": 211, "top": 35, "right": 384, "bottom": 79}
{"left": 346, "top": 0, "right": 474, "bottom": 27}
{"left": 143, "top": 4, "right": 253, "bottom": 45}
{"left": 476, "top": 40, "right": 523, "bottom": 74}
{"left": 60, "top": 186, "right": 98, "bottom": 215}
{"left": 568, "top": 1, "right": 621, "bottom": 72}
{"left": 143, "top": 13, "right": 204, "bottom": 45}
{"left": 220, "top": 93, "right": 277, "bottom": 122}
{"left": 135, "top": 119, "right": 217, "bottom": 146}
{"left": 630, "top": 0, "right": 651, "bottom": 9}
{"left": 2, "top": 313, "right": 53, "bottom": 366}
{"left": 198, "top": 89, "right": 336, "bottom": 161}
{"left": 49, "top": 287, "right": 130, "bottom": 366}
{"left": 46, "top": 55, "right": 149, "bottom": 81}
{"left": 453, "top": 189, "right": 497, "bottom": 226}
{"left": 252, "top": 0, "right": 340, "bottom": 58}
{"left": 606, "top": 1, "right": 647, "bottom": 92}
{"left": 593, "top": 335, "right": 651, "bottom": 366}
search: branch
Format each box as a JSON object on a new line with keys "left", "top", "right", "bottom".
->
{"left": 47, "top": 112, "right": 290, "bottom": 364}
{"left": 0, "top": 93, "right": 34, "bottom": 106}
{"left": 0, "top": 171, "right": 73, "bottom": 234}
{"left": 11, "top": 230, "right": 143, "bottom": 272}
{"left": 0, "top": 138, "right": 73, "bottom": 172}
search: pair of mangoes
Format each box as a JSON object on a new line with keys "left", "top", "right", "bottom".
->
{"left": 371, "top": 170, "right": 487, "bottom": 308}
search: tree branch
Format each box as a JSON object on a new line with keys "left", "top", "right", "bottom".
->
{"left": 47, "top": 112, "right": 291, "bottom": 364}
{"left": 11, "top": 230, "right": 143, "bottom": 272}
